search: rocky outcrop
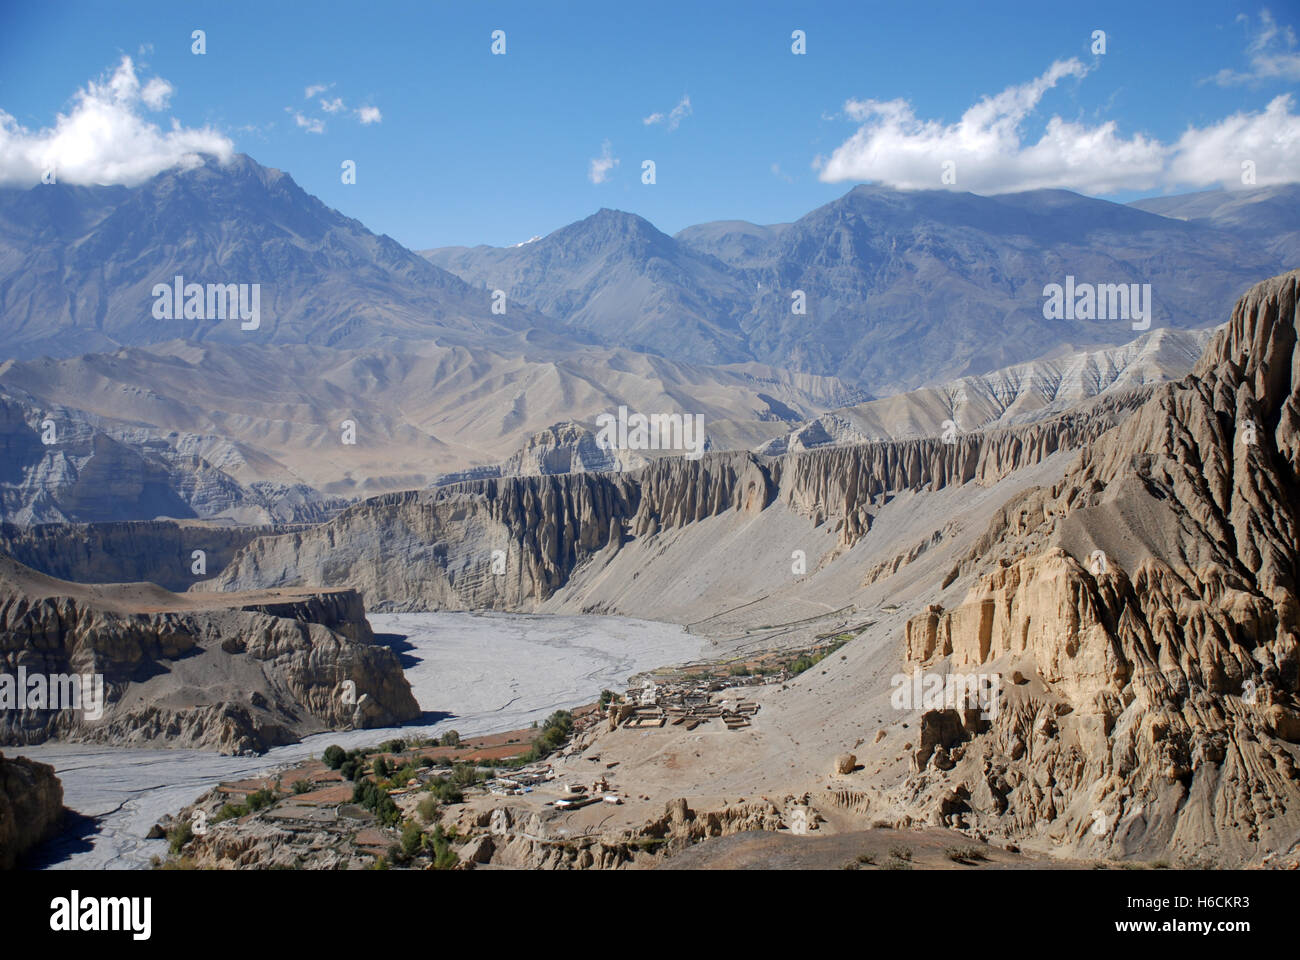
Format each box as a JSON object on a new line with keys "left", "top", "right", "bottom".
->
{"left": 0, "top": 519, "right": 307, "bottom": 591}
{"left": 0, "top": 390, "right": 345, "bottom": 526}
{"left": 212, "top": 398, "right": 1136, "bottom": 610}
{"left": 893, "top": 270, "right": 1300, "bottom": 864}
{"left": 433, "top": 421, "right": 650, "bottom": 486}
{"left": 756, "top": 328, "right": 1212, "bottom": 457}
{"left": 0, "top": 751, "right": 63, "bottom": 869}
{"left": 0, "top": 557, "right": 419, "bottom": 753}
{"left": 863, "top": 525, "right": 953, "bottom": 586}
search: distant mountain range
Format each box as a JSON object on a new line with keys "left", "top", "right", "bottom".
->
{"left": 427, "top": 183, "right": 1299, "bottom": 394}
{"left": 0, "top": 152, "right": 1295, "bottom": 524}
{"left": 2, "top": 150, "right": 1293, "bottom": 394}
{"left": 0, "top": 154, "right": 539, "bottom": 361}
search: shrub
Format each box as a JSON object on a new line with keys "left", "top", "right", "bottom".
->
{"left": 438, "top": 730, "right": 461, "bottom": 748}
{"left": 426, "top": 824, "right": 459, "bottom": 870}
{"left": 352, "top": 779, "right": 400, "bottom": 826}
{"left": 246, "top": 788, "right": 277, "bottom": 812}
{"left": 521, "top": 710, "right": 576, "bottom": 762}
{"left": 888, "top": 845, "right": 913, "bottom": 861}
{"left": 391, "top": 763, "right": 420, "bottom": 785}
{"left": 945, "top": 845, "right": 988, "bottom": 863}
{"left": 291, "top": 780, "right": 312, "bottom": 795}
{"left": 416, "top": 795, "right": 440, "bottom": 823}
{"left": 426, "top": 777, "right": 464, "bottom": 805}
{"left": 373, "top": 756, "right": 390, "bottom": 779}
{"left": 212, "top": 802, "right": 248, "bottom": 823}
{"left": 450, "top": 762, "right": 480, "bottom": 786}
{"left": 400, "top": 820, "right": 424, "bottom": 860}
{"left": 167, "top": 820, "right": 193, "bottom": 854}
{"left": 322, "top": 745, "right": 347, "bottom": 769}
{"left": 789, "top": 655, "right": 816, "bottom": 674}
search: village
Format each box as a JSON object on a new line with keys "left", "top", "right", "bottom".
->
{"left": 157, "top": 636, "right": 853, "bottom": 869}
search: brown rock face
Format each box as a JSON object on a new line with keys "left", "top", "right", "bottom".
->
{"left": 0, "top": 751, "right": 63, "bottom": 868}
{"left": 211, "top": 396, "right": 1136, "bottom": 611}
{"left": 0, "top": 557, "right": 419, "bottom": 754}
{"left": 0, "top": 519, "right": 306, "bottom": 591}
{"left": 896, "top": 270, "right": 1300, "bottom": 864}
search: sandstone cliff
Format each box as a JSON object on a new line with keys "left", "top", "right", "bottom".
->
{"left": 0, "top": 519, "right": 308, "bottom": 591}
{"left": 0, "top": 557, "right": 419, "bottom": 753}
{"left": 210, "top": 394, "right": 1139, "bottom": 611}
{"left": 0, "top": 751, "right": 63, "bottom": 869}
{"left": 895, "top": 270, "right": 1300, "bottom": 864}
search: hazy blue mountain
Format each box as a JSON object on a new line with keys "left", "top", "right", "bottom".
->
{"left": 424, "top": 208, "right": 753, "bottom": 365}
{"left": 0, "top": 154, "right": 535, "bottom": 361}
{"left": 428, "top": 184, "right": 1293, "bottom": 393}
{"left": 1128, "top": 183, "right": 1300, "bottom": 262}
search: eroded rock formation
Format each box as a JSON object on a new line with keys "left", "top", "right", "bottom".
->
{"left": 0, "top": 557, "right": 419, "bottom": 753}
{"left": 211, "top": 395, "right": 1137, "bottom": 610}
{"left": 893, "top": 270, "right": 1300, "bottom": 864}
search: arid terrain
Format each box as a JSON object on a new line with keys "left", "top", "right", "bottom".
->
{"left": 20, "top": 268, "right": 1283, "bottom": 872}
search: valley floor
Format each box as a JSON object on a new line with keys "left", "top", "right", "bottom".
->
{"left": 20, "top": 612, "right": 703, "bottom": 870}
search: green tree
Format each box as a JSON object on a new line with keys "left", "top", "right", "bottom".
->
{"left": 400, "top": 820, "right": 423, "bottom": 859}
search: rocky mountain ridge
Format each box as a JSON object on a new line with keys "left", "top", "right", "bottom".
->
{"left": 207, "top": 390, "right": 1142, "bottom": 610}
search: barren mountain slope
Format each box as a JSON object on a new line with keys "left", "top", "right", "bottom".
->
{"left": 0, "top": 337, "right": 860, "bottom": 522}
{"left": 363, "top": 270, "right": 1299, "bottom": 868}
{"left": 758, "top": 327, "right": 1212, "bottom": 454}
{"left": 870, "top": 268, "right": 1300, "bottom": 863}
{"left": 556, "top": 269, "right": 1299, "bottom": 868}
{"left": 429, "top": 184, "right": 1292, "bottom": 393}
{"left": 204, "top": 391, "right": 1141, "bottom": 612}
{"left": 0, "top": 154, "right": 533, "bottom": 361}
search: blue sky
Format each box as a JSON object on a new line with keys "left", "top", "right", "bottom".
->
{"left": 1, "top": 1, "right": 1297, "bottom": 248}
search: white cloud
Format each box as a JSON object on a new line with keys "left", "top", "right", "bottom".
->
{"left": 771, "top": 162, "right": 794, "bottom": 183}
{"left": 819, "top": 57, "right": 1300, "bottom": 194}
{"left": 1209, "top": 10, "right": 1300, "bottom": 86}
{"left": 357, "top": 105, "right": 382, "bottom": 125}
{"left": 292, "top": 111, "right": 325, "bottom": 134}
{"left": 1168, "top": 94, "right": 1300, "bottom": 187}
{"left": 0, "top": 56, "right": 233, "bottom": 187}
{"left": 643, "top": 95, "right": 692, "bottom": 131}
{"left": 304, "top": 83, "right": 331, "bottom": 99}
{"left": 588, "top": 139, "right": 619, "bottom": 183}
{"left": 320, "top": 97, "right": 346, "bottom": 114}
{"left": 140, "top": 76, "right": 173, "bottom": 110}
